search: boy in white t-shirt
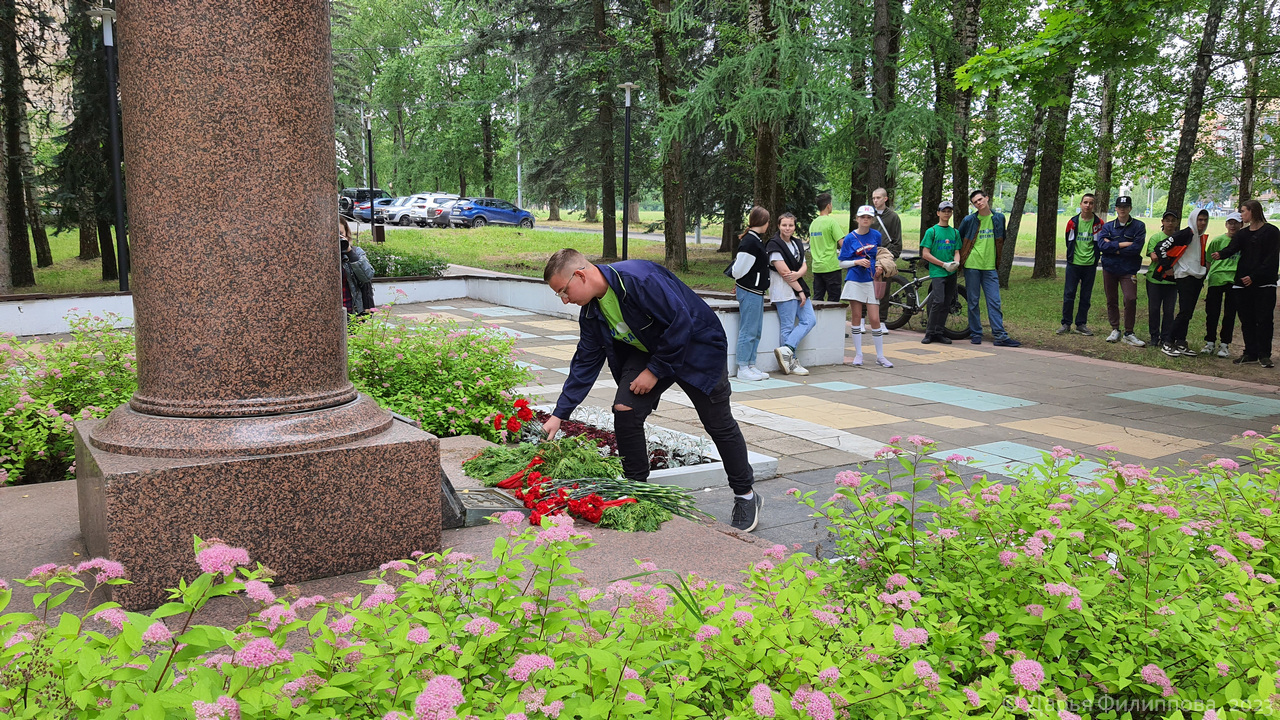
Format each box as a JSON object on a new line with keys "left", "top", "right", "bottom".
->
{"left": 839, "top": 206, "right": 893, "bottom": 368}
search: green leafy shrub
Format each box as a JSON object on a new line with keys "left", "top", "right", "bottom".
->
{"left": 0, "top": 313, "right": 136, "bottom": 485}
{"left": 4, "top": 441, "right": 1277, "bottom": 719}
{"left": 347, "top": 308, "right": 531, "bottom": 442}
{"left": 362, "top": 245, "right": 449, "bottom": 278}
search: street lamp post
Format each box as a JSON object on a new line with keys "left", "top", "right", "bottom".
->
{"left": 365, "top": 114, "right": 384, "bottom": 243}
{"left": 617, "top": 82, "right": 638, "bottom": 260}
{"left": 87, "top": 7, "right": 128, "bottom": 291}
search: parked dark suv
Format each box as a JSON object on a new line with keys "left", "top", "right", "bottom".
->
{"left": 338, "top": 187, "right": 389, "bottom": 215}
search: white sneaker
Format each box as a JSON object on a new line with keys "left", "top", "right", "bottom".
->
{"left": 1122, "top": 333, "right": 1146, "bottom": 347}
{"left": 735, "top": 365, "right": 753, "bottom": 379}
{"left": 1217, "top": 343, "right": 1230, "bottom": 358}
{"left": 790, "top": 361, "right": 810, "bottom": 376}
{"left": 1106, "top": 330, "right": 1121, "bottom": 343}
{"left": 773, "top": 346, "right": 794, "bottom": 374}
{"left": 1199, "top": 341, "right": 1215, "bottom": 355}
{"left": 875, "top": 357, "right": 894, "bottom": 368}
{"left": 879, "top": 324, "right": 889, "bottom": 334}
{"left": 749, "top": 365, "right": 770, "bottom": 380}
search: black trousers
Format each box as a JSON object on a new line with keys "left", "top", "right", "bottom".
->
{"left": 1146, "top": 281, "right": 1177, "bottom": 346}
{"left": 1203, "top": 284, "right": 1236, "bottom": 344}
{"left": 925, "top": 274, "right": 957, "bottom": 338}
{"left": 1060, "top": 263, "right": 1096, "bottom": 327}
{"left": 1236, "top": 285, "right": 1278, "bottom": 360}
{"left": 812, "top": 270, "right": 843, "bottom": 303}
{"left": 612, "top": 348, "right": 755, "bottom": 494}
{"left": 1170, "top": 276, "right": 1204, "bottom": 347}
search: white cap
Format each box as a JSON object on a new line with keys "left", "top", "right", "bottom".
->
{"left": 856, "top": 205, "right": 875, "bottom": 217}
{"left": 1226, "top": 211, "right": 1242, "bottom": 223}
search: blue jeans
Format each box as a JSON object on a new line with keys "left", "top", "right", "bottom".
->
{"left": 965, "top": 268, "right": 1008, "bottom": 340}
{"left": 775, "top": 298, "right": 817, "bottom": 350}
{"left": 735, "top": 287, "right": 764, "bottom": 365}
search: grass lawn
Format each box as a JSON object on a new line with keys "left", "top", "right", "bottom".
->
{"left": 531, "top": 209, "right": 1231, "bottom": 262}
{"left": 14, "top": 222, "right": 1269, "bottom": 383}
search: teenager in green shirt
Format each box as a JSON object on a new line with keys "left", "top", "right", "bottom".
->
{"left": 1202, "top": 212, "right": 1241, "bottom": 357}
{"left": 808, "top": 192, "right": 845, "bottom": 302}
{"left": 920, "top": 200, "right": 962, "bottom": 344}
{"left": 1058, "top": 194, "right": 1103, "bottom": 335}
{"left": 1144, "top": 211, "right": 1178, "bottom": 352}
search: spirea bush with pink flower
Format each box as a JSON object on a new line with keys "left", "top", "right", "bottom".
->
{"left": 3, "top": 438, "right": 1277, "bottom": 719}
{"left": 0, "top": 312, "right": 136, "bottom": 486}
{"left": 800, "top": 433, "right": 1280, "bottom": 718}
{"left": 347, "top": 307, "right": 531, "bottom": 443}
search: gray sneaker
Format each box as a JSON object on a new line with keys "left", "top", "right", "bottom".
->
{"left": 731, "top": 493, "right": 762, "bottom": 533}
{"left": 1075, "top": 324, "right": 1094, "bottom": 336}
{"left": 1122, "top": 333, "right": 1146, "bottom": 347}
{"left": 1055, "top": 323, "right": 1071, "bottom": 335}
{"left": 1106, "top": 330, "right": 1121, "bottom": 343}
{"left": 773, "top": 345, "right": 794, "bottom": 375}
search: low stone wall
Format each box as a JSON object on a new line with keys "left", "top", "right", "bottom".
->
{"left": 0, "top": 275, "right": 847, "bottom": 371}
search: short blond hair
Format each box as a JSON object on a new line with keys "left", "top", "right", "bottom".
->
{"left": 544, "top": 248, "right": 589, "bottom": 282}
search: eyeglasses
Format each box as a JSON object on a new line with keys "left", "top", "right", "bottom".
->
{"left": 554, "top": 267, "right": 586, "bottom": 300}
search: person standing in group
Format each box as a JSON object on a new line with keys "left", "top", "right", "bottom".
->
{"left": 1143, "top": 211, "right": 1179, "bottom": 353}
{"left": 871, "top": 187, "right": 903, "bottom": 258}
{"left": 766, "top": 212, "right": 814, "bottom": 375}
{"left": 1202, "top": 211, "right": 1241, "bottom": 358}
{"left": 919, "top": 200, "right": 962, "bottom": 344}
{"left": 808, "top": 192, "right": 845, "bottom": 303}
{"left": 1212, "top": 199, "right": 1280, "bottom": 368}
{"left": 1096, "top": 195, "right": 1146, "bottom": 346}
{"left": 1058, "top": 194, "right": 1103, "bottom": 336}
{"left": 957, "top": 190, "right": 1021, "bottom": 347}
{"left": 1156, "top": 208, "right": 1210, "bottom": 357}
{"left": 839, "top": 206, "right": 893, "bottom": 368}
{"left": 728, "top": 206, "right": 772, "bottom": 381}
{"left": 542, "top": 249, "right": 763, "bottom": 532}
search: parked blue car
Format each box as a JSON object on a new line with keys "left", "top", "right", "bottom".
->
{"left": 447, "top": 198, "right": 535, "bottom": 228}
{"left": 355, "top": 197, "right": 397, "bottom": 222}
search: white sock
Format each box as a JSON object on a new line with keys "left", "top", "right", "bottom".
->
{"left": 852, "top": 328, "right": 864, "bottom": 356}
{"left": 736, "top": 491, "right": 754, "bottom": 500}
{"left": 872, "top": 328, "right": 886, "bottom": 358}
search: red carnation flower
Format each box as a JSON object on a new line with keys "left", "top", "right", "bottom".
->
{"left": 493, "top": 414, "right": 505, "bottom": 431}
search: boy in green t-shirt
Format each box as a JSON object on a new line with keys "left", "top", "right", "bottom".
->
{"left": 1201, "top": 211, "right": 1242, "bottom": 357}
{"left": 919, "top": 200, "right": 962, "bottom": 344}
{"left": 808, "top": 192, "right": 844, "bottom": 302}
{"left": 1144, "top": 211, "right": 1178, "bottom": 351}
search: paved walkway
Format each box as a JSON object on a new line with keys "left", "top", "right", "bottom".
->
{"left": 394, "top": 298, "right": 1280, "bottom": 554}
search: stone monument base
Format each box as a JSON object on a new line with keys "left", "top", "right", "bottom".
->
{"left": 74, "top": 416, "right": 440, "bottom": 610}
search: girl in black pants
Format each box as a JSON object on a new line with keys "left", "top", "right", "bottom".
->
{"left": 1213, "top": 199, "right": 1280, "bottom": 368}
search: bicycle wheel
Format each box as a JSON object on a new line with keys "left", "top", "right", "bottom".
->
{"left": 942, "top": 282, "right": 973, "bottom": 339}
{"left": 881, "top": 275, "right": 917, "bottom": 330}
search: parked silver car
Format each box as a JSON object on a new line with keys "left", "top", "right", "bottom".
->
{"left": 413, "top": 194, "right": 460, "bottom": 228}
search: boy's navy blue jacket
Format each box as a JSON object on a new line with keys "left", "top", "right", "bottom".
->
{"left": 1097, "top": 217, "right": 1146, "bottom": 276}
{"left": 554, "top": 260, "right": 727, "bottom": 420}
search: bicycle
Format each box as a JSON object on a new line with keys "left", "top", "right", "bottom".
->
{"left": 881, "top": 256, "right": 971, "bottom": 339}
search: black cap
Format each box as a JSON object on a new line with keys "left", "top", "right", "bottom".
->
{"left": 1116, "top": 196, "right": 1133, "bottom": 207}
{"left": 1162, "top": 210, "right": 1178, "bottom": 220}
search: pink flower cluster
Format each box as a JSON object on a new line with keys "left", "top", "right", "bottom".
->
{"left": 817, "top": 667, "right": 839, "bottom": 686}
{"left": 694, "top": 625, "right": 721, "bottom": 642}
{"left": 193, "top": 696, "right": 240, "bottom": 720}
{"left": 141, "top": 622, "right": 172, "bottom": 644}
{"left": 750, "top": 684, "right": 776, "bottom": 717}
{"left": 414, "top": 674, "right": 465, "bottom": 720}
{"left": 1236, "top": 532, "right": 1266, "bottom": 551}
{"left": 812, "top": 609, "right": 841, "bottom": 628}
{"left": 407, "top": 626, "right": 432, "bottom": 644}
{"left": 1208, "top": 458, "right": 1240, "bottom": 471}
{"left": 764, "top": 544, "right": 787, "bottom": 561}
{"left": 1207, "top": 545, "right": 1239, "bottom": 566}
{"left": 235, "top": 637, "right": 292, "bottom": 668}
{"left": 506, "top": 653, "right": 555, "bottom": 681}
{"left": 464, "top": 617, "right": 500, "bottom": 637}
{"left": 94, "top": 607, "right": 127, "bottom": 632}
{"left": 835, "top": 470, "right": 862, "bottom": 488}
{"left": 281, "top": 673, "right": 325, "bottom": 698}
{"left": 790, "top": 687, "right": 835, "bottom": 720}
{"left": 733, "top": 610, "right": 754, "bottom": 627}
{"left": 913, "top": 660, "right": 941, "bottom": 691}
{"left": 980, "top": 631, "right": 999, "bottom": 654}
{"left": 1010, "top": 659, "right": 1045, "bottom": 692}
{"left": 244, "top": 581, "right": 276, "bottom": 604}
{"left": 195, "top": 542, "right": 251, "bottom": 576}
{"left": 75, "top": 558, "right": 126, "bottom": 584}
{"left": 893, "top": 625, "right": 929, "bottom": 649}
{"left": 361, "top": 584, "right": 398, "bottom": 610}
{"left": 1140, "top": 663, "right": 1175, "bottom": 696}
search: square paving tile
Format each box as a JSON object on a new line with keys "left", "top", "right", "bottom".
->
{"left": 729, "top": 378, "right": 803, "bottom": 392}
{"left": 548, "top": 335, "right": 580, "bottom": 341}
{"left": 878, "top": 341, "right": 996, "bottom": 365}
{"left": 740, "top": 397, "right": 905, "bottom": 429}
{"left": 520, "top": 319, "right": 582, "bottom": 332}
{"left": 878, "top": 382, "right": 1038, "bottom": 412}
{"left": 808, "top": 381, "right": 866, "bottom": 392}
{"left": 495, "top": 327, "right": 540, "bottom": 339}
{"left": 1109, "top": 384, "right": 1280, "bottom": 421}
{"left": 998, "top": 415, "right": 1212, "bottom": 460}
{"left": 918, "top": 415, "right": 987, "bottom": 429}
{"left": 522, "top": 344, "right": 580, "bottom": 361}
{"left": 470, "top": 306, "right": 534, "bottom": 317}
{"left": 515, "top": 361, "right": 546, "bottom": 371}
{"left": 426, "top": 305, "right": 457, "bottom": 310}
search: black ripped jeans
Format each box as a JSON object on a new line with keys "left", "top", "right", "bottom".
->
{"left": 612, "top": 348, "right": 754, "bottom": 494}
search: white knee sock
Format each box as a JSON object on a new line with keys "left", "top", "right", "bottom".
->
{"left": 872, "top": 327, "right": 886, "bottom": 358}
{"left": 852, "top": 328, "right": 864, "bottom": 359}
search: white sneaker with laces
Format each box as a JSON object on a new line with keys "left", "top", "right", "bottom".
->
{"left": 875, "top": 357, "right": 894, "bottom": 368}
{"left": 736, "top": 365, "right": 760, "bottom": 381}
{"left": 1123, "top": 333, "right": 1146, "bottom": 347}
{"left": 790, "top": 361, "right": 810, "bottom": 376}
{"left": 773, "top": 346, "right": 794, "bottom": 374}
{"left": 1199, "top": 341, "right": 1215, "bottom": 355}
{"left": 1217, "top": 343, "right": 1230, "bottom": 358}
{"left": 749, "top": 365, "right": 769, "bottom": 380}
{"left": 1106, "top": 330, "right": 1121, "bottom": 343}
